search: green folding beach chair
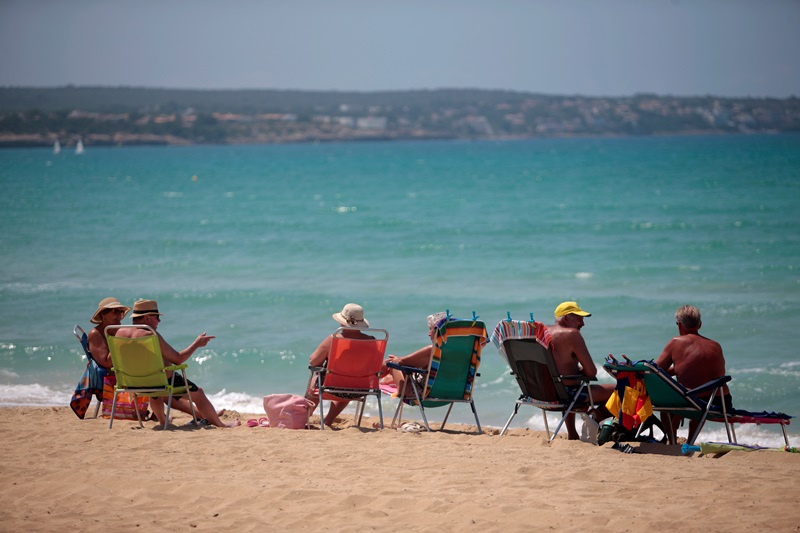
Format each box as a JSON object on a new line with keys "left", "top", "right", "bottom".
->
{"left": 105, "top": 324, "right": 197, "bottom": 430}
{"left": 388, "top": 317, "right": 487, "bottom": 433}
{"left": 603, "top": 358, "right": 793, "bottom": 447}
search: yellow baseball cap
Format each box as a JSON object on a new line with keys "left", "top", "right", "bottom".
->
{"left": 554, "top": 301, "right": 591, "bottom": 318}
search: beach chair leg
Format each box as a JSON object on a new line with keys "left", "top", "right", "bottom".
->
{"left": 355, "top": 399, "right": 366, "bottom": 427}
{"left": 182, "top": 370, "right": 197, "bottom": 427}
{"left": 318, "top": 387, "right": 326, "bottom": 430}
{"left": 184, "top": 384, "right": 197, "bottom": 426}
{"left": 91, "top": 398, "right": 101, "bottom": 419}
{"left": 376, "top": 392, "right": 384, "bottom": 430}
{"left": 781, "top": 424, "right": 790, "bottom": 448}
{"left": 391, "top": 400, "right": 404, "bottom": 429}
{"left": 500, "top": 404, "right": 520, "bottom": 436}
{"left": 720, "top": 400, "right": 735, "bottom": 443}
{"left": 164, "top": 392, "right": 175, "bottom": 430}
{"left": 391, "top": 380, "right": 409, "bottom": 429}
{"left": 688, "top": 417, "right": 709, "bottom": 446}
{"left": 664, "top": 414, "right": 676, "bottom": 445}
{"left": 549, "top": 415, "right": 569, "bottom": 443}
{"left": 409, "top": 379, "right": 431, "bottom": 432}
{"left": 542, "top": 410, "right": 552, "bottom": 440}
{"left": 440, "top": 403, "right": 454, "bottom": 430}
{"left": 133, "top": 393, "right": 144, "bottom": 429}
{"left": 109, "top": 391, "right": 119, "bottom": 429}
{"left": 469, "top": 400, "right": 482, "bottom": 434}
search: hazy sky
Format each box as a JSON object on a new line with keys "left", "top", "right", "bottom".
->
{"left": 1, "top": 0, "right": 798, "bottom": 97}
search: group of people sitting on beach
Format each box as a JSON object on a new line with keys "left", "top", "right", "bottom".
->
{"left": 86, "top": 296, "right": 728, "bottom": 442}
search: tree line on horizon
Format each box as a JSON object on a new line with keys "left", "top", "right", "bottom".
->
{"left": 1, "top": 86, "right": 798, "bottom": 147}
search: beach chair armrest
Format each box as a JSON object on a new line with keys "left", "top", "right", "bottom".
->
{"left": 386, "top": 361, "right": 428, "bottom": 375}
{"left": 561, "top": 374, "right": 597, "bottom": 383}
{"left": 687, "top": 375, "right": 731, "bottom": 396}
{"left": 308, "top": 365, "right": 326, "bottom": 373}
{"left": 164, "top": 364, "right": 188, "bottom": 372}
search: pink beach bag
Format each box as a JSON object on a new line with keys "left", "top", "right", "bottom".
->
{"left": 263, "top": 394, "right": 311, "bottom": 429}
{"left": 101, "top": 375, "right": 150, "bottom": 420}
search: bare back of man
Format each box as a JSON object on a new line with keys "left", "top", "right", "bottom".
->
{"left": 655, "top": 305, "right": 729, "bottom": 444}
{"left": 657, "top": 334, "right": 727, "bottom": 391}
{"left": 548, "top": 322, "right": 597, "bottom": 386}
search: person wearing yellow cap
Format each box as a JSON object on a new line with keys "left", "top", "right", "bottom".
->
{"left": 547, "top": 301, "right": 614, "bottom": 440}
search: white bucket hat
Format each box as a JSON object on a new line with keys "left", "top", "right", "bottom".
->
{"left": 332, "top": 303, "right": 369, "bottom": 328}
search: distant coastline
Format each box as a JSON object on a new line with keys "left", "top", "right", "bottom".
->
{"left": 1, "top": 87, "right": 798, "bottom": 148}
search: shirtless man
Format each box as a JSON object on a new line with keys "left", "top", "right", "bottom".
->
{"left": 115, "top": 299, "right": 240, "bottom": 428}
{"left": 656, "top": 305, "right": 730, "bottom": 444}
{"left": 547, "top": 301, "right": 614, "bottom": 440}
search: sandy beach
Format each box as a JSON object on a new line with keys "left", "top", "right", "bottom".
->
{"left": 2, "top": 406, "right": 798, "bottom": 532}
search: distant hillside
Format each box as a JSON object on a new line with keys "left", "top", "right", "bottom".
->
{"left": 0, "top": 86, "right": 536, "bottom": 114}
{"left": 1, "top": 86, "right": 798, "bottom": 147}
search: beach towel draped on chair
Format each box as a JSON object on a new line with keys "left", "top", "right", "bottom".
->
{"left": 387, "top": 317, "right": 487, "bottom": 433}
{"left": 605, "top": 369, "right": 653, "bottom": 430}
{"left": 70, "top": 359, "right": 107, "bottom": 419}
{"left": 69, "top": 325, "right": 107, "bottom": 419}
{"left": 599, "top": 362, "right": 667, "bottom": 445}
{"left": 490, "top": 319, "right": 551, "bottom": 363}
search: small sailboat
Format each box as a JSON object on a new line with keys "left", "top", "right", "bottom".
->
{"left": 53, "top": 139, "right": 61, "bottom": 154}
{"left": 75, "top": 138, "right": 85, "bottom": 155}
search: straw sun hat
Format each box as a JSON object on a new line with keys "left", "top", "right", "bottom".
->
{"left": 90, "top": 297, "right": 132, "bottom": 324}
{"left": 130, "top": 299, "right": 164, "bottom": 319}
{"left": 332, "top": 303, "right": 369, "bottom": 328}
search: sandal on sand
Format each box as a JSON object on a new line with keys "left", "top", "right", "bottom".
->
{"left": 400, "top": 422, "right": 424, "bottom": 433}
{"left": 247, "top": 417, "right": 270, "bottom": 428}
{"left": 612, "top": 442, "right": 636, "bottom": 454}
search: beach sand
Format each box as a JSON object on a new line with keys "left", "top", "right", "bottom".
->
{"left": 2, "top": 406, "right": 799, "bottom": 532}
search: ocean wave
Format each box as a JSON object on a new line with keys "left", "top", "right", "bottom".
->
{"left": 0, "top": 384, "right": 70, "bottom": 406}
{"left": 730, "top": 366, "right": 800, "bottom": 378}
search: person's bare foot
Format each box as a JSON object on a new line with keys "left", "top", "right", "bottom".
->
{"left": 224, "top": 418, "right": 241, "bottom": 428}
{"left": 217, "top": 408, "right": 226, "bottom": 416}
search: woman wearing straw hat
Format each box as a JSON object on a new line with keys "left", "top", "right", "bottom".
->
{"left": 305, "top": 303, "right": 375, "bottom": 427}
{"left": 86, "top": 297, "right": 132, "bottom": 370}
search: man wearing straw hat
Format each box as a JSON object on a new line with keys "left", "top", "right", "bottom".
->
{"left": 115, "top": 299, "right": 240, "bottom": 428}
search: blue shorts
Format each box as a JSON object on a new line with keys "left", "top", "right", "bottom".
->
{"left": 563, "top": 385, "right": 590, "bottom": 403}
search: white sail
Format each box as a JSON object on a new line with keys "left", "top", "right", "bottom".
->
{"left": 75, "top": 139, "right": 84, "bottom": 155}
{"left": 53, "top": 139, "right": 61, "bottom": 154}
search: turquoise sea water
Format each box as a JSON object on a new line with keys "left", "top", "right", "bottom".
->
{"left": 1, "top": 134, "right": 799, "bottom": 445}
